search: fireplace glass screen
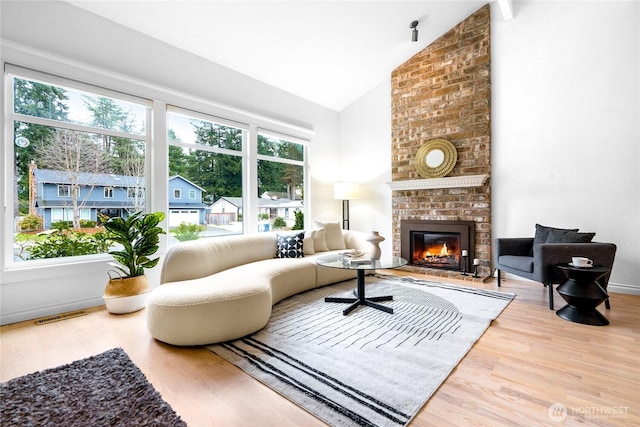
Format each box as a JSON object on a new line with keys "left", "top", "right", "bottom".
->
{"left": 411, "top": 232, "right": 461, "bottom": 270}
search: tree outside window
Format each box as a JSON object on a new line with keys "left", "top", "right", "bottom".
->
{"left": 9, "top": 72, "right": 149, "bottom": 262}
{"left": 167, "top": 110, "right": 245, "bottom": 240}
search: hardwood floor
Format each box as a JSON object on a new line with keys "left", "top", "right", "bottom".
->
{"left": 1, "top": 272, "right": 639, "bottom": 426}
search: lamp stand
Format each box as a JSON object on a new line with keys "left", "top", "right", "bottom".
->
{"left": 342, "top": 199, "right": 350, "bottom": 230}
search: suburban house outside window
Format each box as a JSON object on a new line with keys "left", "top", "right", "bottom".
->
{"left": 6, "top": 66, "right": 150, "bottom": 265}
{"left": 167, "top": 107, "right": 246, "bottom": 240}
{"left": 257, "top": 131, "right": 306, "bottom": 232}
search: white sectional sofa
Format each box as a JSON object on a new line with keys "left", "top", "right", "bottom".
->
{"left": 147, "top": 225, "right": 370, "bottom": 346}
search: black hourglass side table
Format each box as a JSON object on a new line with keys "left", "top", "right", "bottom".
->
{"left": 555, "top": 264, "right": 610, "bottom": 326}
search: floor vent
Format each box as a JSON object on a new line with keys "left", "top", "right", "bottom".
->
{"left": 34, "top": 310, "right": 87, "bottom": 326}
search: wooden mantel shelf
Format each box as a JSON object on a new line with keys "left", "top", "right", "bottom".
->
{"left": 387, "top": 174, "right": 489, "bottom": 191}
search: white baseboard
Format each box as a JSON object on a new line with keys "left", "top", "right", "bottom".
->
{"left": 607, "top": 283, "right": 640, "bottom": 296}
{"left": 495, "top": 270, "right": 639, "bottom": 295}
{"left": 1, "top": 297, "right": 105, "bottom": 326}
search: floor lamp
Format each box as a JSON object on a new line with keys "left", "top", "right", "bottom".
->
{"left": 334, "top": 182, "right": 360, "bottom": 230}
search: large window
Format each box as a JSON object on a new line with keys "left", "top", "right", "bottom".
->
{"left": 167, "top": 108, "right": 245, "bottom": 242}
{"left": 7, "top": 67, "right": 150, "bottom": 263}
{"left": 257, "top": 131, "right": 306, "bottom": 232}
{"left": 3, "top": 65, "right": 311, "bottom": 269}
{"left": 166, "top": 110, "right": 308, "bottom": 241}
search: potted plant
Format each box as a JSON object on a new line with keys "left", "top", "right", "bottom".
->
{"left": 103, "top": 211, "right": 165, "bottom": 314}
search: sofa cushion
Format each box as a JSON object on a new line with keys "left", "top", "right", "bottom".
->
{"left": 313, "top": 221, "right": 346, "bottom": 250}
{"left": 546, "top": 229, "right": 595, "bottom": 243}
{"left": 499, "top": 255, "right": 534, "bottom": 273}
{"left": 303, "top": 233, "right": 315, "bottom": 255}
{"left": 253, "top": 258, "right": 318, "bottom": 303}
{"left": 307, "top": 228, "right": 329, "bottom": 252}
{"left": 160, "top": 233, "right": 278, "bottom": 283}
{"left": 275, "top": 232, "right": 305, "bottom": 258}
{"left": 146, "top": 273, "right": 272, "bottom": 346}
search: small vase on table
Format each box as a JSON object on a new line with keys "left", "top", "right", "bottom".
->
{"left": 366, "top": 231, "right": 385, "bottom": 261}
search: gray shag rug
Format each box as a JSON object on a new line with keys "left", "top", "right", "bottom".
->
{"left": 1, "top": 348, "right": 186, "bottom": 427}
{"left": 208, "top": 274, "right": 515, "bottom": 427}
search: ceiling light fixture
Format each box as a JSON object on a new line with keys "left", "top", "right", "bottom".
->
{"left": 410, "top": 20, "right": 419, "bottom": 42}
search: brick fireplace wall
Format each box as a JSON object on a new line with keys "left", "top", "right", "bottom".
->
{"left": 390, "top": 5, "right": 492, "bottom": 278}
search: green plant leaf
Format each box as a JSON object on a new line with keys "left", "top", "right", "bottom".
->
{"left": 105, "top": 211, "right": 165, "bottom": 277}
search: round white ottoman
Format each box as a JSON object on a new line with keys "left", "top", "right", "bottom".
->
{"left": 146, "top": 276, "right": 272, "bottom": 346}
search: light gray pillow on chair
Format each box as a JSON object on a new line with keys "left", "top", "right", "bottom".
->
{"left": 546, "top": 229, "right": 595, "bottom": 243}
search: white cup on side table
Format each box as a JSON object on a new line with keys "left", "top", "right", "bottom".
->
{"left": 572, "top": 257, "right": 593, "bottom": 267}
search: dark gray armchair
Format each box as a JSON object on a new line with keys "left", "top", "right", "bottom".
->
{"left": 494, "top": 226, "right": 616, "bottom": 310}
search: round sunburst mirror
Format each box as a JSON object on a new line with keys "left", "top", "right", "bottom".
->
{"left": 415, "top": 139, "right": 457, "bottom": 178}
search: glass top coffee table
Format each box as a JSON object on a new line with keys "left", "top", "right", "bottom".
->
{"left": 315, "top": 254, "right": 408, "bottom": 315}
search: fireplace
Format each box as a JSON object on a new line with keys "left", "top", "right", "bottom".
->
{"left": 411, "top": 232, "right": 461, "bottom": 270}
{"left": 401, "top": 220, "right": 475, "bottom": 272}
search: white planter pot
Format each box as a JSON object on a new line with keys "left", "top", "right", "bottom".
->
{"left": 104, "top": 291, "right": 150, "bottom": 314}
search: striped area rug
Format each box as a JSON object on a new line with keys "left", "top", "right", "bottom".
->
{"left": 207, "top": 274, "right": 515, "bottom": 427}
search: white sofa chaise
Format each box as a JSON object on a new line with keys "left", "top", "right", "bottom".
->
{"left": 147, "top": 227, "right": 370, "bottom": 346}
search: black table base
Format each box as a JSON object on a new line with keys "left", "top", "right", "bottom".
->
{"left": 556, "top": 305, "right": 609, "bottom": 326}
{"left": 325, "top": 270, "right": 393, "bottom": 315}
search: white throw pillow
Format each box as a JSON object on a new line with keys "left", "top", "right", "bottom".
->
{"left": 307, "top": 228, "right": 329, "bottom": 252}
{"left": 303, "top": 231, "right": 315, "bottom": 255}
{"left": 312, "top": 221, "right": 346, "bottom": 250}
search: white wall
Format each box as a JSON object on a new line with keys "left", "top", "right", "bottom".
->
{"left": 339, "top": 1, "right": 640, "bottom": 292}
{"left": 0, "top": 0, "right": 344, "bottom": 324}
{"left": 491, "top": 1, "right": 639, "bottom": 292}
{"left": 338, "top": 80, "right": 394, "bottom": 255}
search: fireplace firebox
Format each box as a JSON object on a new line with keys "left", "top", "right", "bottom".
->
{"left": 401, "top": 220, "right": 475, "bottom": 272}
{"left": 411, "top": 232, "right": 461, "bottom": 270}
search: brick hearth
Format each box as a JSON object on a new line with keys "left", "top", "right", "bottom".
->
{"left": 390, "top": 5, "right": 492, "bottom": 279}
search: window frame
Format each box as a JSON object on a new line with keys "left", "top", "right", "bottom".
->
{"left": 256, "top": 129, "right": 308, "bottom": 231}
{"left": 127, "top": 188, "right": 144, "bottom": 199}
{"left": 167, "top": 106, "right": 249, "bottom": 238}
{"left": 58, "top": 185, "right": 71, "bottom": 198}
{"left": 1, "top": 54, "right": 314, "bottom": 285}
{"left": 3, "top": 65, "right": 152, "bottom": 271}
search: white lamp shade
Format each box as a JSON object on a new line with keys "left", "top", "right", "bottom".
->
{"left": 334, "top": 182, "right": 360, "bottom": 200}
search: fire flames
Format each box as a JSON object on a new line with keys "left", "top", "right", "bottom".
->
{"left": 413, "top": 242, "right": 460, "bottom": 266}
{"left": 424, "top": 243, "right": 451, "bottom": 258}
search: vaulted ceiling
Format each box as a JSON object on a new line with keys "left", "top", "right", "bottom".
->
{"left": 66, "top": 1, "right": 512, "bottom": 111}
